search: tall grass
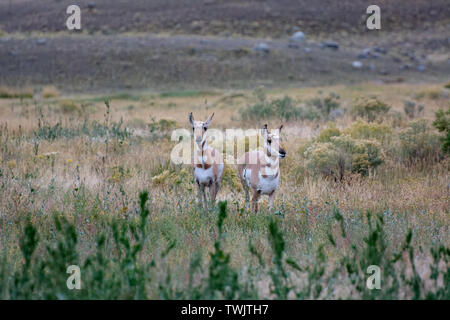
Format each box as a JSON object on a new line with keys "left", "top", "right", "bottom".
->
{"left": 0, "top": 86, "right": 448, "bottom": 300}
{"left": 1, "top": 193, "right": 448, "bottom": 299}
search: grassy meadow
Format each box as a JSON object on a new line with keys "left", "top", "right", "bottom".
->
{"left": 0, "top": 82, "right": 449, "bottom": 299}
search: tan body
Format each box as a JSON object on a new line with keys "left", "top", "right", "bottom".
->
{"left": 238, "top": 151, "right": 280, "bottom": 213}
{"left": 189, "top": 112, "right": 224, "bottom": 209}
{"left": 237, "top": 125, "right": 286, "bottom": 213}
{"left": 193, "top": 145, "right": 224, "bottom": 208}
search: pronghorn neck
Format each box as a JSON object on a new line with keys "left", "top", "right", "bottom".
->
{"left": 262, "top": 147, "right": 279, "bottom": 176}
{"left": 264, "top": 146, "right": 278, "bottom": 164}
{"left": 195, "top": 135, "right": 208, "bottom": 167}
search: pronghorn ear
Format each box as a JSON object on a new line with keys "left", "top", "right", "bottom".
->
{"left": 261, "top": 124, "right": 268, "bottom": 138}
{"left": 189, "top": 112, "right": 194, "bottom": 126}
{"left": 204, "top": 113, "right": 214, "bottom": 128}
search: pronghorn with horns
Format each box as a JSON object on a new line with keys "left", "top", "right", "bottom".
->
{"left": 189, "top": 112, "right": 224, "bottom": 209}
{"left": 237, "top": 124, "right": 286, "bottom": 213}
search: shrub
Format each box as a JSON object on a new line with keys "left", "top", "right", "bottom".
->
{"left": 145, "top": 118, "right": 178, "bottom": 140}
{"left": 344, "top": 120, "right": 392, "bottom": 143}
{"left": 240, "top": 90, "right": 343, "bottom": 123}
{"left": 240, "top": 95, "right": 338, "bottom": 123}
{"left": 303, "top": 134, "right": 384, "bottom": 180}
{"left": 221, "top": 164, "right": 242, "bottom": 192}
{"left": 59, "top": 100, "right": 81, "bottom": 114}
{"left": 240, "top": 96, "right": 303, "bottom": 122}
{"left": 352, "top": 97, "right": 390, "bottom": 122}
{"left": 403, "top": 100, "right": 424, "bottom": 119}
{"left": 302, "top": 105, "right": 323, "bottom": 121}
{"left": 148, "top": 118, "right": 177, "bottom": 134}
{"left": 415, "top": 89, "right": 442, "bottom": 100}
{"left": 151, "top": 167, "right": 191, "bottom": 187}
{"left": 403, "top": 100, "right": 415, "bottom": 118}
{"left": 306, "top": 92, "right": 340, "bottom": 120}
{"left": 41, "top": 86, "right": 61, "bottom": 98}
{"left": 317, "top": 125, "right": 341, "bottom": 142}
{"left": 271, "top": 96, "right": 304, "bottom": 121}
{"left": 0, "top": 86, "right": 33, "bottom": 99}
{"left": 432, "top": 109, "right": 450, "bottom": 154}
{"left": 303, "top": 142, "right": 340, "bottom": 178}
{"left": 427, "top": 90, "right": 441, "bottom": 100}
{"left": 240, "top": 101, "right": 274, "bottom": 122}
{"left": 399, "top": 119, "right": 442, "bottom": 163}
{"left": 332, "top": 135, "right": 384, "bottom": 175}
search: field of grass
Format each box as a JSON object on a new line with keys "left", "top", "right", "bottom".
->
{"left": 0, "top": 82, "right": 449, "bottom": 299}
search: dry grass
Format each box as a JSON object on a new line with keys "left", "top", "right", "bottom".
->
{"left": 0, "top": 82, "right": 448, "bottom": 299}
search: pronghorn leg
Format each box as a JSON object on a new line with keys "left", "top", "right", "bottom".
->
{"left": 211, "top": 181, "right": 220, "bottom": 203}
{"left": 240, "top": 179, "right": 250, "bottom": 211}
{"left": 208, "top": 181, "right": 216, "bottom": 206}
{"left": 240, "top": 167, "right": 250, "bottom": 210}
{"left": 268, "top": 191, "right": 275, "bottom": 211}
{"left": 252, "top": 190, "right": 261, "bottom": 213}
{"left": 202, "top": 184, "right": 208, "bottom": 211}
{"left": 238, "top": 164, "right": 250, "bottom": 210}
{"left": 243, "top": 184, "right": 250, "bottom": 209}
{"left": 242, "top": 180, "right": 250, "bottom": 210}
{"left": 196, "top": 181, "right": 202, "bottom": 207}
{"left": 197, "top": 182, "right": 206, "bottom": 210}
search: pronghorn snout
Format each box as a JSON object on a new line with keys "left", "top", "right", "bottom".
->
{"left": 279, "top": 147, "right": 286, "bottom": 158}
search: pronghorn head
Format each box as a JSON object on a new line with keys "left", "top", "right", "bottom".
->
{"left": 261, "top": 124, "right": 286, "bottom": 159}
{"left": 189, "top": 112, "right": 214, "bottom": 147}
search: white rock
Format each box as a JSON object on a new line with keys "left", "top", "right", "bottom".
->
{"left": 290, "top": 31, "right": 306, "bottom": 42}
{"left": 253, "top": 42, "right": 270, "bottom": 53}
{"left": 352, "top": 61, "right": 363, "bottom": 69}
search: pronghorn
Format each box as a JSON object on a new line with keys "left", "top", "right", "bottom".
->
{"left": 237, "top": 124, "right": 286, "bottom": 213}
{"left": 189, "top": 112, "right": 224, "bottom": 209}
